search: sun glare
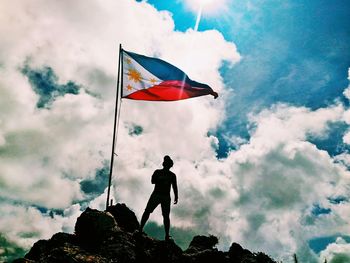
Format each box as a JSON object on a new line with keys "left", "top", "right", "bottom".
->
{"left": 184, "top": 0, "right": 228, "bottom": 15}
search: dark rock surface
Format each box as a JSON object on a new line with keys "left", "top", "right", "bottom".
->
{"left": 13, "top": 203, "right": 277, "bottom": 263}
{"left": 106, "top": 203, "right": 139, "bottom": 233}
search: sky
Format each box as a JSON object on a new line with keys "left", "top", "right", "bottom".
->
{"left": 0, "top": 0, "right": 350, "bottom": 262}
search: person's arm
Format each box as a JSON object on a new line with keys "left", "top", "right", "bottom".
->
{"left": 151, "top": 170, "right": 158, "bottom": 184}
{"left": 172, "top": 174, "right": 178, "bottom": 204}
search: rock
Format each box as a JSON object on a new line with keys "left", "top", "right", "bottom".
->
{"left": 106, "top": 203, "right": 140, "bottom": 233}
{"left": 228, "top": 242, "right": 277, "bottom": 263}
{"left": 25, "top": 233, "right": 76, "bottom": 261}
{"left": 254, "top": 252, "right": 277, "bottom": 263}
{"left": 75, "top": 207, "right": 118, "bottom": 248}
{"left": 133, "top": 234, "right": 183, "bottom": 263}
{"left": 99, "top": 229, "right": 137, "bottom": 263}
{"left": 12, "top": 259, "right": 35, "bottom": 263}
{"left": 34, "top": 245, "right": 108, "bottom": 263}
{"left": 229, "top": 242, "right": 253, "bottom": 261}
{"left": 50, "top": 232, "right": 76, "bottom": 247}
{"left": 24, "top": 239, "right": 50, "bottom": 261}
{"left": 186, "top": 235, "right": 219, "bottom": 252}
{"left": 13, "top": 203, "right": 277, "bottom": 263}
{"left": 23, "top": 232, "right": 104, "bottom": 263}
{"left": 184, "top": 235, "right": 227, "bottom": 263}
{"left": 184, "top": 249, "right": 227, "bottom": 263}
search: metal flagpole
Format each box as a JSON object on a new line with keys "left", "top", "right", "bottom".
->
{"left": 106, "top": 43, "right": 122, "bottom": 210}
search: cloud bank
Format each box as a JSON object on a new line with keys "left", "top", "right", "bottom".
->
{"left": 0, "top": 1, "right": 349, "bottom": 262}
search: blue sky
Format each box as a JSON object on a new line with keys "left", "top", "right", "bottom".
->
{"left": 148, "top": 0, "right": 350, "bottom": 156}
{"left": 1, "top": 1, "right": 350, "bottom": 262}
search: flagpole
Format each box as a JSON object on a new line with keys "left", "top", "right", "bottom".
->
{"left": 106, "top": 43, "right": 122, "bottom": 210}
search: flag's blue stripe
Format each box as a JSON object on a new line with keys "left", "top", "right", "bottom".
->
{"left": 124, "top": 50, "right": 212, "bottom": 90}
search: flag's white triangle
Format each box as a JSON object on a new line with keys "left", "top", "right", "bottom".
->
{"left": 122, "top": 51, "right": 162, "bottom": 97}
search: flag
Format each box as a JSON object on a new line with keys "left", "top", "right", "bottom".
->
{"left": 121, "top": 49, "right": 218, "bottom": 101}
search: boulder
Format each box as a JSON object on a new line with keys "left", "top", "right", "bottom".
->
{"left": 228, "top": 242, "right": 277, "bottom": 263}
{"left": 106, "top": 203, "right": 140, "bottom": 233}
{"left": 186, "top": 235, "right": 219, "bottom": 253}
{"left": 229, "top": 242, "right": 253, "bottom": 261}
{"left": 25, "top": 233, "right": 75, "bottom": 261}
{"left": 75, "top": 207, "right": 118, "bottom": 248}
{"left": 184, "top": 235, "right": 227, "bottom": 263}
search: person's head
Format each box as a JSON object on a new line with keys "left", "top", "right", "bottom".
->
{"left": 162, "top": 155, "right": 173, "bottom": 169}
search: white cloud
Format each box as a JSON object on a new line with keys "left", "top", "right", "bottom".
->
{"left": 320, "top": 237, "right": 350, "bottom": 263}
{"left": 1, "top": 1, "right": 350, "bottom": 263}
{"left": 341, "top": 68, "right": 350, "bottom": 144}
{"left": 0, "top": 205, "right": 62, "bottom": 248}
{"left": 342, "top": 68, "right": 350, "bottom": 100}
{"left": 0, "top": 0, "right": 239, "bottom": 259}
{"left": 0, "top": 203, "right": 82, "bottom": 261}
{"left": 217, "top": 104, "right": 349, "bottom": 262}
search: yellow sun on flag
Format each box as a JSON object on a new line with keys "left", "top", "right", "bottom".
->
{"left": 127, "top": 68, "right": 142, "bottom": 83}
{"left": 150, "top": 78, "right": 157, "bottom": 85}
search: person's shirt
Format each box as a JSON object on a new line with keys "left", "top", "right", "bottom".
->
{"left": 151, "top": 169, "right": 178, "bottom": 199}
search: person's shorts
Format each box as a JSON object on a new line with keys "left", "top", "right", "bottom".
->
{"left": 144, "top": 193, "right": 171, "bottom": 216}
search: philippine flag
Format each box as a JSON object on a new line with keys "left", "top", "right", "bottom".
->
{"left": 121, "top": 49, "right": 218, "bottom": 101}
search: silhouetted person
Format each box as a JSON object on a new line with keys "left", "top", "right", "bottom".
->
{"left": 140, "top": 155, "right": 178, "bottom": 240}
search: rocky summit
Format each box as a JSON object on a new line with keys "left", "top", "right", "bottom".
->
{"left": 13, "top": 203, "right": 277, "bottom": 263}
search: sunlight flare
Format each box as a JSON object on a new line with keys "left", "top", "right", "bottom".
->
{"left": 194, "top": 5, "right": 202, "bottom": 31}
{"left": 184, "top": 0, "right": 228, "bottom": 15}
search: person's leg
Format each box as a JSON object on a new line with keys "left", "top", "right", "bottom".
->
{"left": 140, "top": 211, "right": 150, "bottom": 231}
{"left": 164, "top": 215, "right": 170, "bottom": 239}
{"left": 161, "top": 198, "right": 171, "bottom": 240}
{"left": 140, "top": 194, "right": 159, "bottom": 232}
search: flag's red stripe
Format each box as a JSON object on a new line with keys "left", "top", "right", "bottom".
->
{"left": 124, "top": 80, "right": 214, "bottom": 101}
